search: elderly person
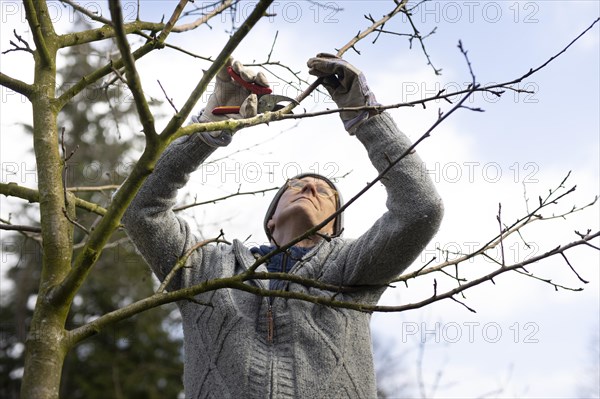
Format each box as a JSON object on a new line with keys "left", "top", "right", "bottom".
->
{"left": 123, "top": 54, "right": 443, "bottom": 398}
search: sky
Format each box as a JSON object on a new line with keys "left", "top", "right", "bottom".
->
{"left": 1, "top": 1, "right": 599, "bottom": 398}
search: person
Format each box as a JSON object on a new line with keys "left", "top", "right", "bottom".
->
{"left": 122, "top": 54, "right": 443, "bottom": 398}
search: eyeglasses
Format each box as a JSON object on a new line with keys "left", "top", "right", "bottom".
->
{"left": 287, "top": 179, "right": 337, "bottom": 199}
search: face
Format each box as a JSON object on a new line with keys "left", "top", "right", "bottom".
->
{"left": 267, "top": 177, "right": 338, "bottom": 238}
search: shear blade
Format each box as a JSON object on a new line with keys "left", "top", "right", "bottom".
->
{"left": 258, "top": 95, "right": 299, "bottom": 113}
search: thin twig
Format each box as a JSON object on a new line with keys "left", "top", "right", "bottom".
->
{"left": 0, "top": 224, "right": 42, "bottom": 233}
{"left": 67, "top": 185, "right": 121, "bottom": 192}
{"left": 62, "top": 208, "right": 90, "bottom": 235}
{"left": 59, "top": 0, "right": 111, "bottom": 25}
{"left": 560, "top": 252, "right": 589, "bottom": 284}
{"left": 158, "top": 233, "right": 231, "bottom": 293}
{"left": 157, "top": 79, "right": 179, "bottom": 113}
{"left": 2, "top": 29, "right": 34, "bottom": 55}
{"left": 173, "top": 186, "right": 279, "bottom": 212}
{"left": 404, "top": 3, "right": 442, "bottom": 75}
{"left": 497, "top": 203, "right": 506, "bottom": 267}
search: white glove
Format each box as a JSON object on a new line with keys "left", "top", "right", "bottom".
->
{"left": 191, "top": 58, "right": 269, "bottom": 146}
{"left": 307, "top": 53, "right": 378, "bottom": 133}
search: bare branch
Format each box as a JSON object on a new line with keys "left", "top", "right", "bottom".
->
{"left": 0, "top": 72, "right": 34, "bottom": 99}
{"left": 0, "top": 224, "right": 42, "bottom": 233}
{"left": 0, "top": 217, "right": 43, "bottom": 244}
{"left": 336, "top": 1, "right": 407, "bottom": 56}
{"left": 512, "top": 268, "right": 584, "bottom": 292}
{"left": 158, "top": 233, "right": 231, "bottom": 293}
{"left": 108, "top": 0, "right": 159, "bottom": 140}
{"left": 67, "top": 185, "right": 121, "bottom": 193}
{"left": 394, "top": 172, "right": 592, "bottom": 284}
{"left": 173, "top": 186, "right": 279, "bottom": 212}
{"left": 58, "top": 0, "right": 111, "bottom": 25}
{"left": 496, "top": 203, "right": 506, "bottom": 267}
{"left": 157, "top": 79, "right": 179, "bottom": 113}
{"left": 22, "top": 0, "right": 53, "bottom": 67}
{"left": 403, "top": 2, "right": 442, "bottom": 75}
{"left": 0, "top": 182, "right": 107, "bottom": 217}
{"left": 170, "top": 0, "right": 234, "bottom": 33}
{"left": 68, "top": 231, "right": 599, "bottom": 345}
{"left": 58, "top": 0, "right": 235, "bottom": 49}
{"left": 62, "top": 207, "right": 90, "bottom": 235}
{"left": 2, "top": 29, "right": 34, "bottom": 55}
{"left": 451, "top": 296, "right": 477, "bottom": 313}
{"left": 55, "top": 38, "right": 155, "bottom": 110}
{"left": 560, "top": 252, "right": 590, "bottom": 284}
{"left": 155, "top": 0, "right": 190, "bottom": 44}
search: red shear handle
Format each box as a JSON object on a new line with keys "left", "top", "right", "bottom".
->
{"left": 228, "top": 66, "right": 272, "bottom": 95}
{"left": 212, "top": 106, "right": 241, "bottom": 115}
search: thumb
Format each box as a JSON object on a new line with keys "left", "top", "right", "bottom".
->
{"left": 239, "top": 94, "right": 258, "bottom": 118}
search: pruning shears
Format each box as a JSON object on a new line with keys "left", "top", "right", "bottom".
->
{"left": 212, "top": 67, "right": 298, "bottom": 115}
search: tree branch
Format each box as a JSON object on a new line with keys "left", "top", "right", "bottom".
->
{"left": 1, "top": 182, "right": 107, "bottom": 217}
{"left": 0, "top": 72, "right": 34, "bottom": 99}
{"left": 58, "top": 0, "right": 235, "bottom": 48}
{"left": 66, "top": 185, "right": 121, "bottom": 193}
{"left": 68, "top": 231, "right": 599, "bottom": 344}
{"left": 157, "top": 234, "right": 231, "bottom": 293}
{"left": 402, "top": 1, "right": 442, "bottom": 75}
{"left": 54, "top": 40, "right": 155, "bottom": 110}
{"left": 2, "top": 29, "right": 34, "bottom": 56}
{"left": 173, "top": 186, "right": 279, "bottom": 212}
{"left": 0, "top": 217, "right": 43, "bottom": 243}
{"left": 22, "top": 0, "right": 53, "bottom": 67}
{"left": 108, "top": 0, "right": 158, "bottom": 140}
{"left": 393, "top": 173, "right": 593, "bottom": 283}
{"left": 339, "top": 1, "right": 408, "bottom": 55}
{"left": 59, "top": 0, "right": 111, "bottom": 25}
{"left": 0, "top": 224, "right": 42, "bottom": 233}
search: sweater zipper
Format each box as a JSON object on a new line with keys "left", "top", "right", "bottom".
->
{"left": 267, "top": 303, "right": 274, "bottom": 344}
{"left": 266, "top": 252, "right": 288, "bottom": 344}
{"left": 268, "top": 252, "right": 289, "bottom": 397}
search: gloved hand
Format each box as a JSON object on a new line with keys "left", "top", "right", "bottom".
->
{"left": 191, "top": 58, "right": 269, "bottom": 145}
{"left": 307, "top": 53, "right": 378, "bottom": 133}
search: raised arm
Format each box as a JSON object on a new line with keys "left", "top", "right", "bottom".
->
{"left": 344, "top": 111, "right": 443, "bottom": 285}
{"left": 122, "top": 135, "right": 217, "bottom": 288}
{"left": 122, "top": 58, "right": 269, "bottom": 289}
{"left": 307, "top": 54, "right": 443, "bottom": 286}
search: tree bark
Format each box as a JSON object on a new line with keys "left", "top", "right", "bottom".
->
{"left": 19, "top": 2, "right": 73, "bottom": 397}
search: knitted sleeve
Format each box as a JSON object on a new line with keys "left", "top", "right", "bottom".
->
{"left": 122, "top": 134, "right": 220, "bottom": 290}
{"left": 325, "top": 112, "right": 444, "bottom": 286}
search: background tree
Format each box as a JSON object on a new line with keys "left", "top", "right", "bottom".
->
{"left": 0, "top": 1, "right": 598, "bottom": 398}
{"left": 0, "top": 18, "right": 184, "bottom": 398}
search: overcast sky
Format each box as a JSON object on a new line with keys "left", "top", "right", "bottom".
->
{"left": 1, "top": 1, "right": 599, "bottom": 398}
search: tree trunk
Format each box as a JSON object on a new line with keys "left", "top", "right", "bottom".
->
{"left": 19, "top": 3, "right": 73, "bottom": 396}
{"left": 20, "top": 303, "right": 68, "bottom": 399}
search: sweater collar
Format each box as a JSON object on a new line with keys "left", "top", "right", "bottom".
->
{"left": 250, "top": 245, "right": 313, "bottom": 274}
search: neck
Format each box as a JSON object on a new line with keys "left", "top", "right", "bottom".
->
{"left": 271, "top": 228, "right": 327, "bottom": 248}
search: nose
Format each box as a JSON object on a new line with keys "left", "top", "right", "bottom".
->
{"left": 301, "top": 180, "right": 319, "bottom": 196}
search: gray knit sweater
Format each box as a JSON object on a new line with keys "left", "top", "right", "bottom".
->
{"left": 122, "top": 112, "right": 443, "bottom": 398}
